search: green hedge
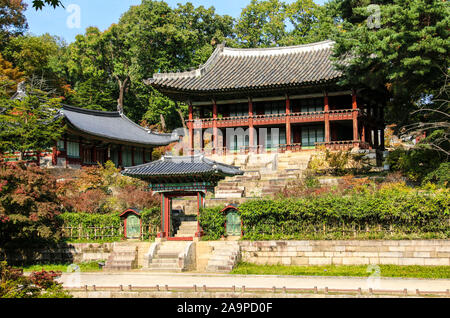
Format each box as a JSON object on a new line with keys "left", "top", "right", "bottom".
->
{"left": 235, "top": 190, "right": 450, "bottom": 240}
{"left": 199, "top": 206, "right": 226, "bottom": 241}
{"left": 58, "top": 207, "right": 160, "bottom": 242}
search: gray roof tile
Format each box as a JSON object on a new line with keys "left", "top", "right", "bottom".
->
{"left": 122, "top": 155, "right": 243, "bottom": 178}
{"left": 147, "top": 40, "right": 341, "bottom": 93}
{"left": 62, "top": 105, "right": 178, "bottom": 146}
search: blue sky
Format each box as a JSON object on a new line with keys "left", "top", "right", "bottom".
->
{"left": 24, "top": 0, "right": 326, "bottom": 44}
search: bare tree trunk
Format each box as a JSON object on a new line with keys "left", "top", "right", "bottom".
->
{"left": 117, "top": 77, "right": 129, "bottom": 113}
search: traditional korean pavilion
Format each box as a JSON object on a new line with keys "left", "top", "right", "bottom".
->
{"left": 6, "top": 83, "right": 178, "bottom": 168}
{"left": 122, "top": 154, "right": 243, "bottom": 240}
{"left": 51, "top": 105, "right": 178, "bottom": 168}
{"left": 146, "top": 40, "right": 386, "bottom": 154}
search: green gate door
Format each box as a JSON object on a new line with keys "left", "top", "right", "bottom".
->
{"left": 226, "top": 211, "right": 241, "bottom": 236}
{"left": 126, "top": 214, "right": 141, "bottom": 239}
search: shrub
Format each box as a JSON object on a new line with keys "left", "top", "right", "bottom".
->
{"left": 0, "top": 261, "right": 71, "bottom": 298}
{"left": 199, "top": 206, "right": 226, "bottom": 241}
{"left": 114, "top": 185, "right": 159, "bottom": 211}
{"left": 60, "top": 189, "right": 108, "bottom": 214}
{"left": 58, "top": 207, "right": 161, "bottom": 241}
{"left": 0, "top": 163, "right": 63, "bottom": 246}
{"left": 237, "top": 188, "right": 450, "bottom": 240}
{"left": 57, "top": 161, "right": 158, "bottom": 214}
{"left": 422, "top": 162, "right": 449, "bottom": 188}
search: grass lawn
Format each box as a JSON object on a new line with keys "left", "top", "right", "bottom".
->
{"left": 22, "top": 261, "right": 103, "bottom": 273}
{"left": 230, "top": 263, "right": 450, "bottom": 279}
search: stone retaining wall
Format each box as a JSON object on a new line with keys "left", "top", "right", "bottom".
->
{"left": 1, "top": 242, "right": 151, "bottom": 267}
{"left": 240, "top": 240, "right": 450, "bottom": 266}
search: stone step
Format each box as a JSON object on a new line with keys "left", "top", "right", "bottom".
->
{"left": 104, "top": 265, "right": 133, "bottom": 271}
{"left": 106, "top": 260, "right": 135, "bottom": 266}
{"left": 151, "top": 258, "right": 178, "bottom": 264}
{"left": 206, "top": 265, "right": 234, "bottom": 272}
{"left": 148, "top": 264, "right": 182, "bottom": 271}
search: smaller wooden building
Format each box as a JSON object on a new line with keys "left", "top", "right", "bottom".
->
{"left": 49, "top": 105, "right": 178, "bottom": 169}
{"left": 122, "top": 155, "right": 243, "bottom": 241}
{"left": 120, "top": 208, "right": 142, "bottom": 239}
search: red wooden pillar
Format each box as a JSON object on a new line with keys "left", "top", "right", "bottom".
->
{"left": 212, "top": 100, "right": 218, "bottom": 153}
{"left": 52, "top": 144, "right": 58, "bottom": 166}
{"left": 158, "top": 193, "right": 170, "bottom": 238}
{"left": 324, "top": 92, "right": 330, "bottom": 143}
{"left": 361, "top": 124, "right": 366, "bottom": 143}
{"left": 248, "top": 97, "right": 254, "bottom": 152}
{"left": 188, "top": 103, "right": 194, "bottom": 155}
{"left": 196, "top": 192, "right": 205, "bottom": 237}
{"left": 285, "top": 95, "right": 291, "bottom": 150}
{"left": 352, "top": 90, "right": 359, "bottom": 142}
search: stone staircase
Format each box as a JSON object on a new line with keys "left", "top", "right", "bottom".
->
{"left": 147, "top": 241, "right": 194, "bottom": 272}
{"left": 206, "top": 241, "right": 241, "bottom": 272}
{"left": 104, "top": 244, "right": 138, "bottom": 271}
{"left": 174, "top": 221, "right": 198, "bottom": 238}
{"left": 211, "top": 151, "right": 314, "bottom": 198}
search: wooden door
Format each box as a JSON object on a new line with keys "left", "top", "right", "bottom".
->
{"left": 226, "top": 211, "right": 241, "bottom": 236}
{"left": 126, "top": 214, "right": 141, "bottom": 239}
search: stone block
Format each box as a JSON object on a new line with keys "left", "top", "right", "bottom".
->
{"left": 413, "top": 252, "right": 431, "bottom": 258}
{"left": 291, "top": 257, "right": 309, "bottom": 266}
{"left": 424, "top": 258, "right": 449, "bottom": 266}
{"left": 308, "top": 257, "right": 332, "bottom": 265}
{"left": 342, "top": 257, "right": 370, "bottom": 265}
{"left": 331, "top": 257, "right": 343, "bottom": 265}
{"left": 378, "top": 252, "right": 402, "bottom": 258}
{"left": 436, "top": 246, "right": 450, "bottom": 252}
{"left": 388, "top": 246, "right": 406, "bottom": 252}
{"left": 378, "top": 258, "right": 399, "bottom": 265}
{"left": 304, "top": 252, "right": 324, "bottom": 257}
{"left": 352, "top": 252, "right": 379, "bottom": 258}
{"left": 398, "top": 258, "right": 425, "bottom": 266}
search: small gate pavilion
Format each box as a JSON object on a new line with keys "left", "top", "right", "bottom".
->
{"left": 122, "top": 155, "right": 243, "bottom": 241}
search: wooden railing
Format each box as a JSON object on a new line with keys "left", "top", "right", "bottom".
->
{"left": 62, "top": 225, "right": 160, "bottom": 241}
{"left": 188, "top": 109, "right": 361, "bottom": 129}
{"left": 315, "top": 140, "right": 370, "bottom": 151}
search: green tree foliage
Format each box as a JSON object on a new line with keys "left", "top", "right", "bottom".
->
{"left": 0, "top": 87, "right": 64, "bottom": 157}
{"left": 0, "top": 0, "right": 28, "bottom": 50}
{"left": 0, "top": 53, "right": 24, "bottom": 97}
{"left": 331, "top": 0, "right": 450, "bottom": 127}
{"left": 2, "top": 34, "right": 65, "bottom": 80}
{"left": 235, "top": 0, "right": 333, "bottom": 48}
{"left": 31, "top": 0, "right": 62, "bottom": 10}
{"left": 0, "top": 163, "right": 63, "bottom": 247}
{"left": 388, "top": 129, "right": 450, "bottom": 184}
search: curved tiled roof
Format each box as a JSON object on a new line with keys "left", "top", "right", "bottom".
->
{"left": 147, "top": 40, "right": 342, "bottom": 93}
{"left": 122, "top": 155, "right": 243, "bottom": 178}
{"left": 61, "top": 105, "right": 178, "bottom": 146}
